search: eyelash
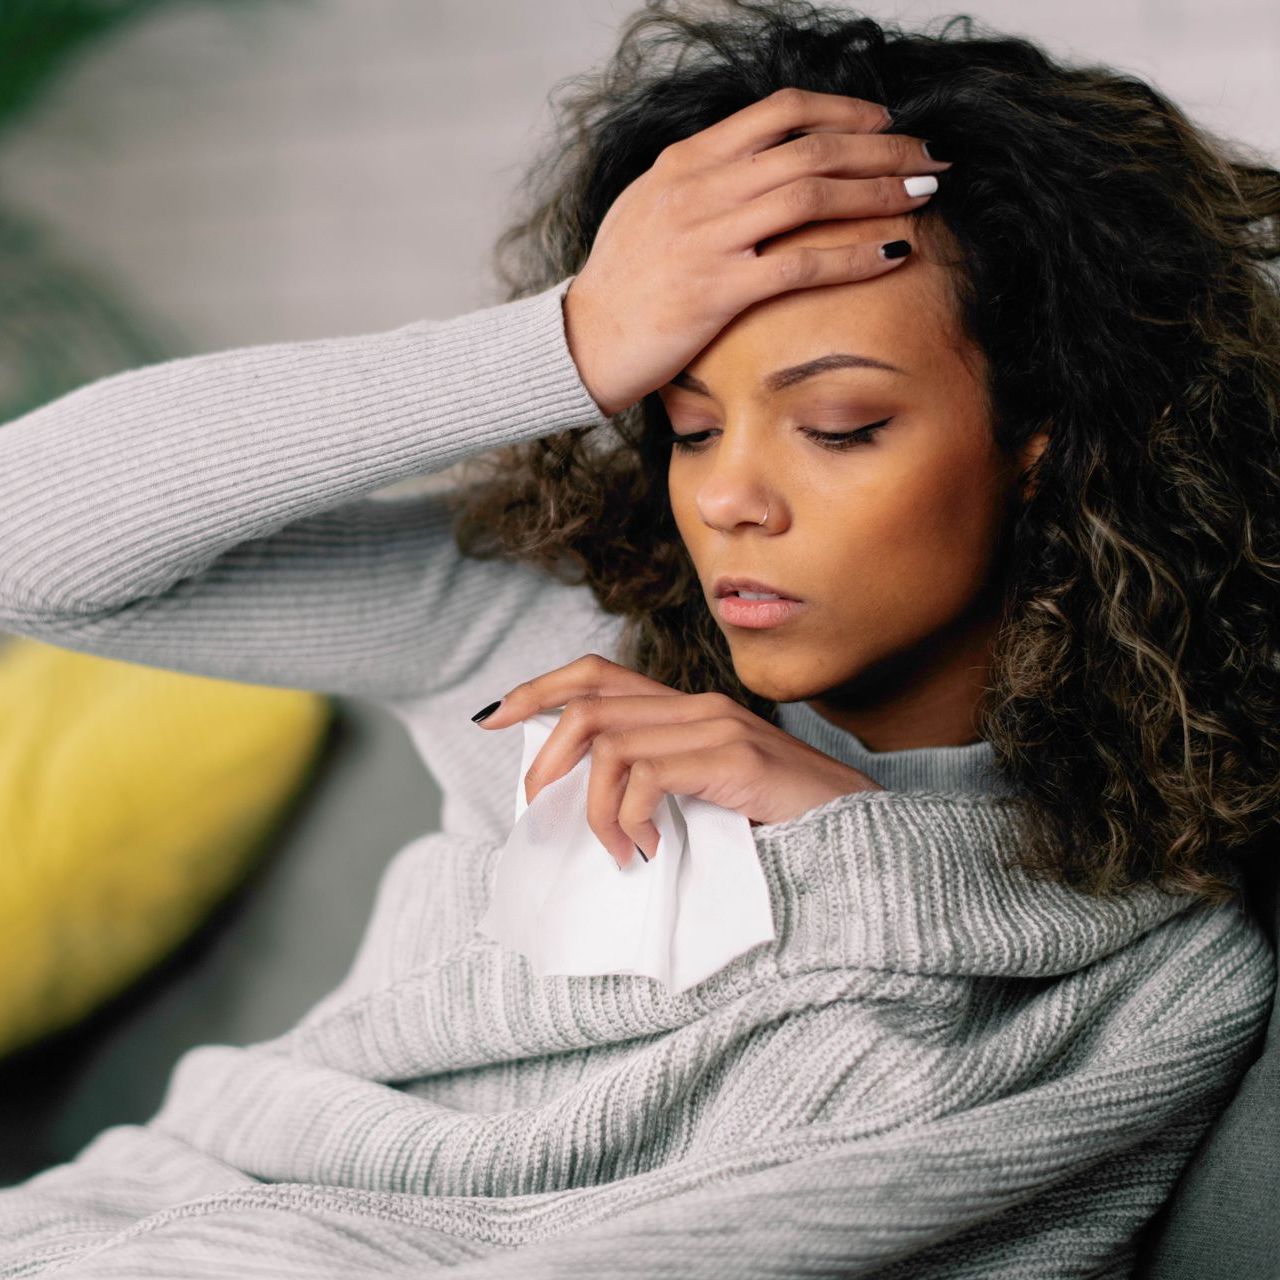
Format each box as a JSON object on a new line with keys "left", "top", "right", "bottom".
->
{"left": 664, "top": 419, "right": 893, "bottom": 454}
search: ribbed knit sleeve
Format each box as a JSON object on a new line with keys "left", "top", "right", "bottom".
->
{"left": 0, "top": 277, "right": 610, "bottom": 699}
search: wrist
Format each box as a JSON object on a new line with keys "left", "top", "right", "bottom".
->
{"left": 562, "top": 280, "right": 620, "bottom": 418}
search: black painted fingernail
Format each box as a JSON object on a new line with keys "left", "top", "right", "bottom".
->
{"left": 470, "top": 699, "right": 501, "bottom": 724}
{"left": 880, "top": 240, "right": 912, "bottom": 260}
{"left": 634, "top": 843, "right": 649, "bottom": 863}
{"left": 922, "top": 140, "right": 954, "bottom": 162}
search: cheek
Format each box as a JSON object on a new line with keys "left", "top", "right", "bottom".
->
{"left": 667, "top": 466, "right": 704, "bottom": 546}
{"left": 823, "top": 447, "right": 1007, "bottom": 616}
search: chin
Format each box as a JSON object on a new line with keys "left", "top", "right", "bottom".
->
{"left": 727, "top": 653, "right": 823, "bottom": 707}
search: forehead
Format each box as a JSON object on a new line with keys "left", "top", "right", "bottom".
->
{"left": 684, "top": 216, "right": 967, "bottom": 385}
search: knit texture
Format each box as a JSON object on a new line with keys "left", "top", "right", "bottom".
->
{"left": 0, "top": 277, "right": 1272, "bottom": 1279}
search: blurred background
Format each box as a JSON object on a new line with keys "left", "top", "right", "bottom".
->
{"left": 0, "top": 0, "right": 1275, "bottom": 1184}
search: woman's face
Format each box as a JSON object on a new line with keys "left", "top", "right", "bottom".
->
{"left": 660, "top": 217, "right": 1046, "bottom": 749}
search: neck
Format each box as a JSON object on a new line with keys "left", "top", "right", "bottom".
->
{"left": 806, "top": 585, "right": 1004, "bottom": 751}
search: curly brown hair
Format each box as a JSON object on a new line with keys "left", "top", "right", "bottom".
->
{"left": 446, "top": 0, "right": 1280, "bottom": 905}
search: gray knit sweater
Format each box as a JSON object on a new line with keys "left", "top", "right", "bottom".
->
{"left": 0, "top": 277, "right": 1272, "bottom": 1279}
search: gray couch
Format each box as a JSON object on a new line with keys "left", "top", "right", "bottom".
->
{"left": 1133, "top": 851, "right": 1279, "bottom": 1278}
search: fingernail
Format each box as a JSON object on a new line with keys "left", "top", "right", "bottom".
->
{"left": 470, "top": 699, "right": 501, "bottom": 724}
{"left": 634, "top": 843, "right": 649, "bottom": 863}
{"left": 903, "top": 175, "right": 938, "bottom": 198}
{"left": 921, "top": 140, "right": 954, "bottom": 163}
{"left": 879, "top": 240, "right": 912, "bottom": 260}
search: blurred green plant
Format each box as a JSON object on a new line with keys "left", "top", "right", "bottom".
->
{"left": 0, "top": 2, "right": 197, "bottom": 133}
{"left": 0, "top": 1, "right": 276, "bottom": 421}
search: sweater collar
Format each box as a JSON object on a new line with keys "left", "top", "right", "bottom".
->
{"left": 752, "top": 788, "right": 1199, "bottom": 978}
{"left": 776, "top": 699, "right": 1019, "bottom": 798}
{"left": 768, "top": 701, "right": 1200, "bottom": 977}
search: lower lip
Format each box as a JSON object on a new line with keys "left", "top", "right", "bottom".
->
{"left": 716, "top": 594, "right": 807, "bottom": 628}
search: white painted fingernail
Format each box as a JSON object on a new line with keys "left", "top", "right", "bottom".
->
{"left": 903, "top": 175, "right": 938, "bottom": 197}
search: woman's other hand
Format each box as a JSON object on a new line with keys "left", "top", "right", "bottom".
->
{"left": 563, "top": 86, "right": 951, "bottom": 418}
{"left": 471, "top": 653, "right": 884, "bottom": 869}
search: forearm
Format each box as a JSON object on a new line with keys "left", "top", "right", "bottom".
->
{"left": 0, "top": 277, "right": 605, "bottom": 620}
{"left": 0, "top": 278, "right": 612, "bottom": 699}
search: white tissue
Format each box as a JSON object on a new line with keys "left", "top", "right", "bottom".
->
{"left": 475, "top": 710, "right": 776, "bottom": 994}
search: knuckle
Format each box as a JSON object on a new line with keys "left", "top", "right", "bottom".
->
{"left": 630, "top": 756, "right": 657, "bottom": 782}
{"left": 794, "top": 131, "right": 833, "bottom": 167}
{"left": 784, "top": 176, "right": 825, "bottom": 214}
{"left": 655, "top": 139, "right": 687, "bottom": 171}
{"left": 697, "top": 690, "right": 736, "bottom": 715}
{"left": 772, "top": 250, "right": 814, "bottom": 289}
{"left": 592, "top": 728, "right": 625, "bottom": 759}
{"left": 710, "top": 713, "right": 746, "bottom": 737}
{"left": 769, "top": 86, "right": 807, "bottom": 115}
{"left": 888, "top": 133, "right": 912, "bottom": 167}
{"left": 731, "top": 739, "right": 765, "bottom": 770}
{"left": 563, "top": 692, "right": 604, "bottom": 726}
{"left": 873, "top": 177, "right": 898, "bottom": 209}
{"left": 847, "top": 244, "right": 874, "bottom": 274}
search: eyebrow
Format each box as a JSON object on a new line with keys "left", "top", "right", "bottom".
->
{"left": 670, "top": 352, "right": 907, "bottom": 396}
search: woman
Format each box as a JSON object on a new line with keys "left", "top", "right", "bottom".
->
{"left": 0, "top": 1, "right": 1275, "bottom": 1275}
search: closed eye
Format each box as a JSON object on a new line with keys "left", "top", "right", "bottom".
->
{"left": 664, "top": 419, "right": 893, "bottom": 454}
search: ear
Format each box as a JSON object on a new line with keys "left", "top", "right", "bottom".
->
{"left": 1016, "top": 430, "right": 1050, "bottom": 501}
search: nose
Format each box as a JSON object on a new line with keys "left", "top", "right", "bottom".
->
{"left": 682, "top": 418, "right": 782, "bottom": 532}
{"left": 695, "top": 487, "right": 776, "bottom": 532}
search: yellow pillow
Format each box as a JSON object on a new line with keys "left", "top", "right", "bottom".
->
{"left": 0, "top": 636, "right": 332, "bottom": 1059}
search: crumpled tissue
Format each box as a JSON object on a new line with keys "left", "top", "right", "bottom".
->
{"left": 476, "top": 710, "right": 776, "bottom": 994}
